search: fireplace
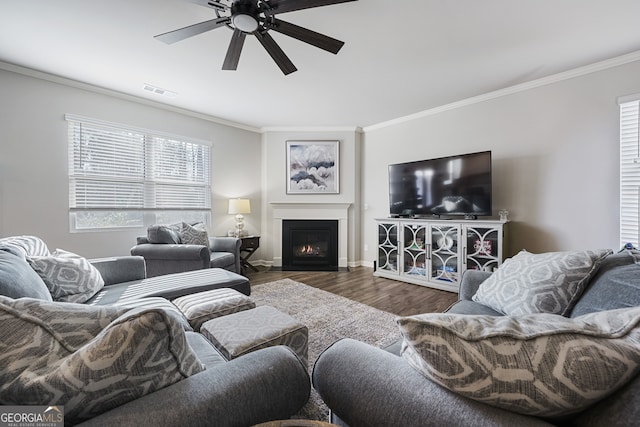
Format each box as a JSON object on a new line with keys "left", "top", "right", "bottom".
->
{"left": 282, "top": 219, "right": 338, "bottom": 271}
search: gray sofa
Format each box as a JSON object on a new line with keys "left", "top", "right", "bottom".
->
{"left": 132, "top": 236, "right": 242, "bottom": 277}
{"left": 313, "top": 250, "right": 640, "bottom": 427}
{"left": 0, "top": 237, "right": 310, "bottom": 426}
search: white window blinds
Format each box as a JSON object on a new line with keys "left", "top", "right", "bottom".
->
{"left": 620, "top": 98, "right": 640, "bottom": 247}
{"left": 67, "top": 115, "right": 211, "bottom": 229}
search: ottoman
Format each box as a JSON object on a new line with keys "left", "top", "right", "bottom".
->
{"left": 201, "top": 305, "right": 309, "bottom": 365}
{"left": 172, "top": 288, "right": 256, "bottom": 331}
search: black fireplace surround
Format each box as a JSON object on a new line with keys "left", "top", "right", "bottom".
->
{"left": 282, "top": 219, "right": 338, "bottom": 271}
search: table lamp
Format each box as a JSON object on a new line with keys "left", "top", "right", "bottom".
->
{"left": 228, "top": 198, "right": 251, "bottom": 237}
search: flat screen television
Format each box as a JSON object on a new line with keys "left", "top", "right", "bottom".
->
{"left": 388, "top": 151, "right": 492, "bottom": 218}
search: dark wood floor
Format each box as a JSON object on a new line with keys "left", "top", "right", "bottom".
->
{"left": 244, "top": 266, "right": 459, "bottom": 317}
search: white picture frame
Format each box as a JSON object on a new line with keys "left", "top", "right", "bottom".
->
{"left": 286, "top": 140, "right": 340, "bottom": 194}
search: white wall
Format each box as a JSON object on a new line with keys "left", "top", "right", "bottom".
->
{"left": 261, "top": 129, "right": 361, "bottom": 265}
{"left": 361, "top": 60, "right": 640, "bottom": 263}
{"left": 0, "top": 69, "right": 262, "bottom": 258}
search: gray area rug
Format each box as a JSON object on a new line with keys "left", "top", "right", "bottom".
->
{"left": 250, "top": 279, "right": 402, "bottom": 421}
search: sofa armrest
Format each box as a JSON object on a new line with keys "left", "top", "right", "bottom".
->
{"left": 90, "top": 256, "right": 146, "bottom": 286}
{"left": 77, "top": 346, "right": 310, "bottom": 427}
{"left": 458, "top": 270, "right": 492, "bottom": 301}
{"left": 313, "top": 339, "right": 554, "bottom": 427}
{"left": 209, "top": 237, "right": 240, "bottom": 253}
{"left": 210, "top": 237, "right": 241, "bottom": 273}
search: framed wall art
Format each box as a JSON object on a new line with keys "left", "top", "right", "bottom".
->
{"left": 286, "top": 140, "right": 339, "bottom": 194}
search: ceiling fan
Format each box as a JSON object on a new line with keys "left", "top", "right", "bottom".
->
{"left": 155, "top": 0, "right": 357, "bottom": 75}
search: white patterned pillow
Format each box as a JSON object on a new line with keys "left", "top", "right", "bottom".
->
{"left": 398, "top": 307, "right": 640, "bottom": 417}
{"left": 28, "top": 249, "right": 105, "bottom": 303}
{"left": 472, "top": 249, "right": 612, "bottom": 315}
{"left": 180, "top": 222, "right": 209, "bottom": 246}
{"left": 0, "top": 297, "right": 205, "bottom": 424}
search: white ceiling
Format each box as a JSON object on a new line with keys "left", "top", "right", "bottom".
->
{"left": 2, "top": 0, "right": 640, "bottom": 130}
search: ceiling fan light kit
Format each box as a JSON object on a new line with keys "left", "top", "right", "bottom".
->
{"left": 154, "top": 0, "right": 357, "bottom": 75}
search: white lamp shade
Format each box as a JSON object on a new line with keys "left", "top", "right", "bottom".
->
{"left": 228, "top": 198, "right": 251, "bottom": 215}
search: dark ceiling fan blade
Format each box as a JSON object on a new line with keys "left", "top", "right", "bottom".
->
{"left": 207, "top": 1, "right": 228, "bottom": 10}
{"left": 154, "top": 17, "right": 230, "bottom": 44}
{"left": 254, "top": 31, "right": 297, "bottom": 75}
{"left": 266, "top": 18, "right": 344, "bottom": 54}
{"left": 263, "top": 0, "right": 357, "bottom": 16}
{"left": 222, "top": 29, "right": 247, "bottom": 70}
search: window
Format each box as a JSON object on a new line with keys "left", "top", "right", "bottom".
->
{"left": 67, "top": 115, "right": 211, "bottom": 231}
{"left": 620, "top": 97, "right": 640, "bottom": 247}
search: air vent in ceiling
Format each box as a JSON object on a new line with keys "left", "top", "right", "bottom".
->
{"left": 143, "top": 83, "right": 177, "bottom": 98}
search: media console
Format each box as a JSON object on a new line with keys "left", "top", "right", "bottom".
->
{"left": 374, "top": 218, "right": 508, "bottom": 293}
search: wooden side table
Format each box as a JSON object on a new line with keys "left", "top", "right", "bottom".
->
{"left": 239, "top": 235, "right": 260, "bottom": 274}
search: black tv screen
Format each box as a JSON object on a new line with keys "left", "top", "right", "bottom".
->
{"left": 389, "top": 151, "right": 492, "bottom": 217}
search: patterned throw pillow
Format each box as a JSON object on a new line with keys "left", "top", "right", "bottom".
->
{"left": 398, "top": 307, "right": 640, "bottom": 417}
{"left": 0, "top": 297, "right": 205, "bottom": 424}
{"left": 0, "top": 235, "right": 51, "bottom": 258}
{"left": 472, "top": 249, "right": 612, "bottom": 315}
{"left": 180, "top": 222, "right": 209, "bottom": 246}
{"left": 28, "top": 249, "right": 105, "bottom": 303}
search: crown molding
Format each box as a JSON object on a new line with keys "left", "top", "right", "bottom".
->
{"left": 363, "top": 50, "right": 640, "bottom": 132}
{"left": 260, "top": 126, "right": 363, "bottom": 133}
{"left": 0, "top": 61, "right": 261, "bottom": 134}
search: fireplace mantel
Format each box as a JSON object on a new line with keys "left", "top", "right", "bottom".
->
{"left": 270, "top": 202, "right": 351, "bottom": 268}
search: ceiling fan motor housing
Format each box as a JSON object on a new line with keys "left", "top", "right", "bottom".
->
{"left": 231, "top": 0, "right": 261, "bottom": 33}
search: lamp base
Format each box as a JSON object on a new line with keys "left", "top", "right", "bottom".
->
{"left": 235, "top": 214, "right": 245, "bottom": 237}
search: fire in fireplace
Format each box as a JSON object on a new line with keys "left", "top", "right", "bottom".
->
{"left": 296, "top": 244, "right": 324, "bottom": 257}
{"left": 282, "top": 219, "right": 338, "bottom": 271}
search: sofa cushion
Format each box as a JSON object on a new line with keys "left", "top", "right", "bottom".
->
{"left": 27, "top": 249, "right": 104, "bottom": 303}
{"left": 180, "top": 222, "right": 209, "bottom": 246}
{"left": 147, "top": 224, "right": 182, "bottom": 244}
{"left": 397, "top": 307, "right": 640, "bottom": 417}
{"left": 86, "top": 268, "right": 251, "bottom": 305}
{"left": 570, "top": 250, "right": 640, "bottom": 317}
{"left": 0, "top": 296, "right": 205, "bottom": 424}
{"left": 0, "top": 249, "right": 52, "bottom": 301}
{"left": 210, "top": 251, "right": 235, "bottom": 269}
{"left": 113, "top": 296, "right": 193, "bottom": 331}
{"left": 472, "top": 249, "right": 611, "bottom": 316}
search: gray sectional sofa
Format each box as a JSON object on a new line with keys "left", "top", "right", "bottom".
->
{"left": 0, "top": 236, "right": 310, "bottom": 426}
{"left": 313, "top": 249, "right": 640, "bottom": 427}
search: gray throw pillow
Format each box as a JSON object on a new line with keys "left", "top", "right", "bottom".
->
{"left": 0, "top": 249, "right": 52, "bottom": 301}
{"left": 398, "top": 306, "right": 640, "bottom": 417}
{"left": 28, "top": 249, "right": 105, "bottom": 303}
{"left": 147, "top": 224, "right": 182, "bottom": 244}
{"left": 472, "top": 249, "right": 612, "bottom": 316}
{"left": 0, "top": 296, "right": 205, "bottom": 424}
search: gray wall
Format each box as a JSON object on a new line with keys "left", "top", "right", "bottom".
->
{"left": 0, "top": 68, "right": 262, "bottom": 258}
{"left": 2, "top": 58, "right": 639, "bottom": 265}
{"left": 361, "top": 60, "right": 640, "bottom": 264}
